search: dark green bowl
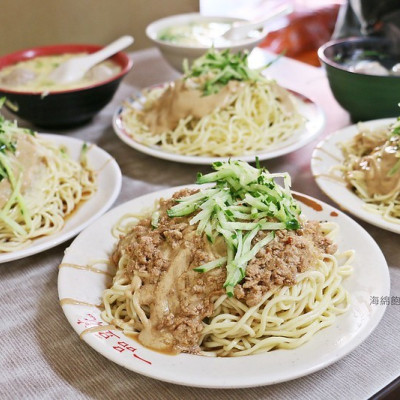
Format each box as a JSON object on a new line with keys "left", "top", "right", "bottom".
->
{"left": 318, "top": 37, "right": 400, "bottom": 122}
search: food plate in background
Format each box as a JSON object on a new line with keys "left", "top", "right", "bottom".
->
{"left": 311, "top": 118, "right": 400, "bottom": 234}
{"left": 0, "top": 134, "right": 121, "bottom": 263}
{"left": 58, "top": 186, "right": 389, "bottom": 388}
{"left": 113, "top": 88, "right": 325, "bottom": 165}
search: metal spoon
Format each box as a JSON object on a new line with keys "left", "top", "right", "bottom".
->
{"left": 49, "top": 35, "right": 134, "bottom": 84}
{"left": 222, "top": 4, "right": 293, "bottom": 41}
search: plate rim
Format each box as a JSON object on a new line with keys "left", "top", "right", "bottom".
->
{"left": 112, "top": 87, "right": 326, "bottom": 164}
{"left": 311, "top": 117, "right": 400, "bottom": 234}
{"left": 58, "top": 185, "right": 390, "bottom": 388}
{"left": 0, "top": 133, "right": 122, "bottom": 263}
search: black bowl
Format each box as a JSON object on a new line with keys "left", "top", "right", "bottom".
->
{"left": 318, "top": 37, "right": 400, "bottom": 121}
{"left": 0, "top": 44, "right": 133, "bottom": 128}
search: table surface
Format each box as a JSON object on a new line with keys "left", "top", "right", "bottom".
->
{"left": 1, "top": 47, "right": 399, "bottom": 400}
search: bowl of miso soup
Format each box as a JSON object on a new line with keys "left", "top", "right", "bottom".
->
{"left": 0, "top": 43, "right": 133, "bottom": 128}
{"left": 318, "top": 37, "right": 400, "bottom": 121}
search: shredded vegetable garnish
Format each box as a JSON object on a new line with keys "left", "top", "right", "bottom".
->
{"left": 183, "top": 49, "right": 266, "bottom": 96}
{"left": 387, "top": 117, "right": 400, "bottom": 177}
{"left": 391, "top": 117, "right": 400, "bottom": 136}
{"left": 167, "top": 159, "right": 301, "bottom": 296}
{"left": 151, "top": 210, "right": 160, "bottom": 229}
{"left": 79, "top": 142, "right": 89, "bottom": 167}
{"left": 0, "top": 100, "right": 36, "bottom": 230}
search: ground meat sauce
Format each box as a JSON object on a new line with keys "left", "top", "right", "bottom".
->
{"left": 112, "top": 189, "right": 337, "bottom": 354}
{"left": 234, "top": 221, "right": 336, "bottom": 306}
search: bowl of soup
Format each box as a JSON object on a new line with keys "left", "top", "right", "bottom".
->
{"left": 318, "top": 37, "right": 400, "bottom": 121}
{"left": 146, "top": 13, "right": 268, "bottom": 72}
{"left": 0, "top": 43, "right": 133, "bottom": 127}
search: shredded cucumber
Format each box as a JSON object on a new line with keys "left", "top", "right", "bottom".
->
{"left": 151, "top": 211, "right": 160, "bottom": 229}
{"left": 193, "top": 256, "right": 227, "bottom": 273}
{"left": 168, "top": 160, "right": 301, "bottom": 296}
{"left": 0, "top": 104, "right": 35, "bottom": 232}
{"left": 184, "top": 49, "right": 262, "bottom": 96}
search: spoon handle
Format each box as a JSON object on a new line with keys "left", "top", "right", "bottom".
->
{"left": 246, "top": 4, "right": 293, "bottom": 30}
{"left": 225, "top": 4, "right": 293, "bottom": 40}
{"left": 85, "top": 35, "right": 134, "bottom": 67}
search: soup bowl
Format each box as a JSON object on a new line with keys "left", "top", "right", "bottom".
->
{"left": 146, "top": 13, "right": 268, "bottom": 72}
{"left": 0, "top": 43, "right": 133, "bottom": 128}
{"left": 318, "top": 37, "right": 400, "bottom": 121}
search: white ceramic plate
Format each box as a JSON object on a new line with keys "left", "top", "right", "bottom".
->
{"left": 58, "top": 186, "right": 389, "bottom": 388}
{"left": 0, "top": 134, "right": 121, "bottom": 263}
{"left": 311, "top": 118, "right": 400, "bottom": 234}
{"left": 113, "top": 88, "right": 325, "bottom": 164}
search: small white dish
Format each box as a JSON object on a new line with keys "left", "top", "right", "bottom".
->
{"left": 113, "top": 88, "right": 325, "bottom": 165}
{"left": 311, "top": 118, "right": 400, "bottom": 234}
{"left": 58, "top": 186, "right": 389, "bottom": 388}
{"left": 146, "top": 13, "right": 269, "bottom": 72}
{"left": 0, "top": 134, "right": 121, "bottom": 263}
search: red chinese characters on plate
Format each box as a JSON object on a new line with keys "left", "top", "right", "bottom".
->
{"left": 76, "top": 312, "right": 152, "bottom": 365}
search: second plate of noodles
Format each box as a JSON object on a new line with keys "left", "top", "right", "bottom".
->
{"left": 113, "top": 50, "right": 325, "bottom": 164}
{"left": 0, "top": 113, "right": 121, "bottom": 263}
{"left": 312, "top": 117, "right": 400, "bottom": 234}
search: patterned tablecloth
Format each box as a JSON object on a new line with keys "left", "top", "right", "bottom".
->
{"left": 1, "top": 48, "right": 399, "bottom": 400}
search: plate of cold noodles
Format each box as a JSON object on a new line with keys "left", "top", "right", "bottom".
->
{"left": 113, "top": 49, "right": 325, "bottom": 164}
{"left": 58, "top": 160, "right": 389, "bottom": 388}
{"left": 312, "top": 117, "right": 400, "bottom": 234}
{"left": 0, "top": 108, "right": 121, "bottom": 263}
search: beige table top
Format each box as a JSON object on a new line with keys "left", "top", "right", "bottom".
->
{"left": 1, "top": 48, "right": 399, "bottom": 400}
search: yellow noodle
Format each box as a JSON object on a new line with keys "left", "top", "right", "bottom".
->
{"left": 101, "top": 213, "right": 353, "bottom": 357}
{"left": 0, "top": 133, "right": 96, "bottom": 252}
{"left": 120, "top": 80, "right": 305, "bottom": 157}
{"left": 331, "top": 123, "right": 400, "bottom": 224}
